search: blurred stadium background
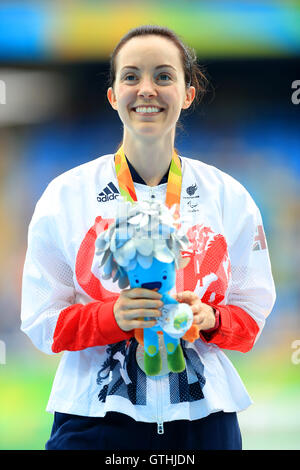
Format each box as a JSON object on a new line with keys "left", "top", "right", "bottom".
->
{"left": 0, "top": 0, "right": 299, "bottom": 450}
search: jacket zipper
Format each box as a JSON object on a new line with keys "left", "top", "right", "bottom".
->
{"left": 149, "top": 188, "right": 155, "bottom": 200}
{"left": 156, "top": 377, "right": 164, "bottom": 434}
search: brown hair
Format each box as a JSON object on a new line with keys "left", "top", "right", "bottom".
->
{"left": 108, "top": 24, "right": 208, "bottom": 108}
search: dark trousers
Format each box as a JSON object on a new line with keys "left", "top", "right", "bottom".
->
{"left": 45, "top": 410, "right": 242, "bottom": 450}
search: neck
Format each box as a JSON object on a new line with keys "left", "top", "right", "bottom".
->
{"left": 123, "top": 133, "right": 174, "bottom": 187}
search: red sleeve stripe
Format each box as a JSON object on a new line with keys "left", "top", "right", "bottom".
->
{"left": 51, "top": 298, "right": 133, "bottom": 353}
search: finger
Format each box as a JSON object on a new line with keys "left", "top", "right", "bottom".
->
{"left": 176, "top": 291, "right": 198, "bottom": 303}
{"left": 192, "top": 314, "right": 202, "bottom": 325}
{"left": 190, "top": 303, "right": 202, "bottom": 315}
{"left": 125, "top": 288, "right": 162, "bottom": 300}
{"left": 123, "top": 309, "right": 162, "bottom": 320}
{"left": 123, "top": 298, "right": 163, "bottom": 310}
{"left": 129, "top": 319, "right": 158, "bottom": 329}
{"left": 195, "top": 316, "right": 213, "bottom": 330}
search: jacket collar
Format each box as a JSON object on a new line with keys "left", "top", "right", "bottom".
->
{"left": 125, "top": 155, "right": 170, "bottom": 185}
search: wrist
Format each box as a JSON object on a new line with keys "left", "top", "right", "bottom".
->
{"left": 100, "top": 300, "right": 133, "bottom": 341}
{"left": 203, "top": 307, "right": 220, "bottom": 333}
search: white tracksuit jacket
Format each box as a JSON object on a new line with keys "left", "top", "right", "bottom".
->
{"left": 21, "top": 153, "right": 276, "bottom": 430}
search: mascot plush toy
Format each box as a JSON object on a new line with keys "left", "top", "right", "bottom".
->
{"left": 95, "top": 200, "right": 199, "bottom": 376}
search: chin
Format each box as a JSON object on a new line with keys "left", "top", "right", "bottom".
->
{"left": 134, "top": 126, "right": 164, "bottom": 138}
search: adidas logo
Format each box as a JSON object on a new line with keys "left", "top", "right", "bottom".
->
{"left": 97, "top": 182, "right": 120, "bottom": 202}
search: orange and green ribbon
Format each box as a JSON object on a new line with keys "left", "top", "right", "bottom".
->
{"left": 114, "top": 144, "right": 182, "bottom": 211}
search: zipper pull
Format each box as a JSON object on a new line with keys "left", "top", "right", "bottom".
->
{"left": 150, "top": 188, "right": 155, "bottom": 200}
{"left": 157, "top": 421, "right": 164, "bottom": 435}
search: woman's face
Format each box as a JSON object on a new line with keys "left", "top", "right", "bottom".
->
{"left": 107, "top": 35, "right": 195, "bottom": 140}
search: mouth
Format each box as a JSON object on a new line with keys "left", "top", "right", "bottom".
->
{"left": 141, "top": 282, "right": 162, "bottom": 290}
{"left": 132, "top": 106, "right": 165, "bottom": 116}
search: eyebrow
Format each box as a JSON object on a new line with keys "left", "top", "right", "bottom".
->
{"left": 121, "top": 64, "right": 177, "bottom": 72}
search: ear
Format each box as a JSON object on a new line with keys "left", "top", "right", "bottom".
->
{"left": 182, "top": 86, "right": 196, "bottom": 110}
{"left": 107, "top": 87, "right": 118, "bottom": 110}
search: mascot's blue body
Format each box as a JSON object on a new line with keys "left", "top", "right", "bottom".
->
{"left": 127, "top": 257, "right": 192, "bottom": 375}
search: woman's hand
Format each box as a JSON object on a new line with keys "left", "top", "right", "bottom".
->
{"left": 113, "top": 288, "right": 163, "bottom": 332}
{"left": 174, "top": 291, "right": 216, "bottom": 331}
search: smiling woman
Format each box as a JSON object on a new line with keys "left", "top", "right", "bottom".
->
{"left": 107, "top": 43, "right": 193, "bottom": 184}
{"left": 20, "top": 24, "right": 276, "bottom": 451}
{"left": 106, "top": 26, "right": 207, "bottom": 186}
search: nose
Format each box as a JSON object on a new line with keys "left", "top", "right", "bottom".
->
{"left": 137, "top": 77, "right": 157, "bottom": 98}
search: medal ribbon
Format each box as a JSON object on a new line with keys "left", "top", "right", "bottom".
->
{"left": 114, "top": 144, "right": 182, "bottom": 211}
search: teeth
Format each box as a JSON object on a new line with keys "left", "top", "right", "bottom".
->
{"left": 135, "top": 107, "right": 161, "bottom": 113}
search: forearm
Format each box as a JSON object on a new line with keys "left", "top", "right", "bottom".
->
{"left": 199, "top": 303, "right": 260, "bottom": 353}
{"left": 52, "top": 297, "right": 134, "bottom": 353}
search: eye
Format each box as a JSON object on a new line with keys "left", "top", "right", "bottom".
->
{"left": 162, "top": 274, "right": 167, "bottom": 280}
{"left": 124, "top": 74, "right": 137, "bottom": 82}
{"left": 157, "top": 73, "right": 171, "bottom": 82}
{"left": 135, "top": 278, "right": 139, "bottom": 284}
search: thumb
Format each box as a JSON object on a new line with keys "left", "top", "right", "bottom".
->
{"left": 176, "top": 291, "right": 198, "bottom": 303}
{"left": 174, "top": 291, "right": 188, "bottom": 302}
